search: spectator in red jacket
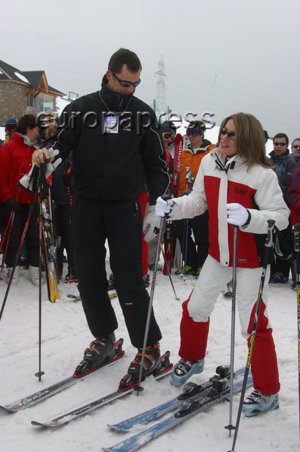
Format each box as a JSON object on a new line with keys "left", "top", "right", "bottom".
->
{"left": 0, "top": 114, "right": 40, "bottom": 285}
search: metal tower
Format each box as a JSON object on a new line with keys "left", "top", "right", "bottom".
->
{"left": 155, "top": 56, "right": 167, "bottom": 116}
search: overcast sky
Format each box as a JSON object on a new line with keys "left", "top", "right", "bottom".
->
{"left": 2, "top": 0, "right": 300, "bottom": 140}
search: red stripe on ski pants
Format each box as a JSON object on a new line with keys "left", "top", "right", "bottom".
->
{"left": 247, "top": 302, "right": 280, "bottom": 395}
{"left": 139, "top": 191, "right": 148, "bottom": 277}
{"left": 178, "top": 255, "right": 280, "bottom": 395}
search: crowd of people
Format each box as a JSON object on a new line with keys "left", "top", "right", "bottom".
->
{"left": 0, "top": 47, "right": 298, "bottom": 416}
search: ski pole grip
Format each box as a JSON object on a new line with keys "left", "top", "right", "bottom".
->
{"left": 294, "top": 224, "right": 300, "bottom": 253}
{"left": 161, "top": 194, "right": 172, "bottom": 201}
{"left": 263, "top": 219, "right": 275, "bottom": 268}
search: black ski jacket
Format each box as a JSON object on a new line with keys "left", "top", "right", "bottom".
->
{"left": 56, "top": 76, "right": 169, "bottom": 204}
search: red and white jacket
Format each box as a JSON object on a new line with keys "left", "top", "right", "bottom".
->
{"left": 171, "top": 147, "right": 290, "bottom": 268}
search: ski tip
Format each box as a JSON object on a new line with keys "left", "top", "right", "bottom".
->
{"left": 31, "top": 420, "right": 46, "bottom": 428}
{"left": 107, "top": 424, "right": 129, "bottom": 433}
{"left": 0, "top": 405, "right": 16, "bottom": 414}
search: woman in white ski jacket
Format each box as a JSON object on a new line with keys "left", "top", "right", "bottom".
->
{"left": 156, "top": 112, "right": 290, "bottom": 417}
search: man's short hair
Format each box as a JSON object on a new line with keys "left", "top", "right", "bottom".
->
{"left": 160, "top": 121, "right": 177, "bottom": 134}
{"left": 273, "top": 132, "right": 289, "bottom": 145}
{"left": 108, "top": 48, "right": 142, "bottom": 73}
{"left": 16, "top": 114, "right": 38, "bottom": 134}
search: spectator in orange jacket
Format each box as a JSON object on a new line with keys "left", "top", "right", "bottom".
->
{"left": 175, "top": 120, "right": 214, "bottom": 276}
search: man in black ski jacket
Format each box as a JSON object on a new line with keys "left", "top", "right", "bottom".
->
{"left": 33, "top": 48, "right": 170, "bottom": 388}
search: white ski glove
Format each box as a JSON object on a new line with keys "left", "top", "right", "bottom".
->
{"left": 155, "top": 196, "right": 176, "bottom": 219}
{"left": 143, "top": 205, "right": 162, "bottom": 243}
{"left": 19, "top": 148, "right": 62, "bottom": 191}
{"left": 226, "top": 203, "right": 250, "bottom": 226}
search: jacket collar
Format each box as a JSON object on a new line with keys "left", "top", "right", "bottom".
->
{"left": 212, "top": 147, "right": 242, "bottom": 172}
{"left": 99, "top": 74, "right": 133, "bottom": 111}
{"left": 269, "top": 149, "right": 291, "bottom": 159}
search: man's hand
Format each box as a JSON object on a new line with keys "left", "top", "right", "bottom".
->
{"left": 226, "top": 203, "right": 250, "bottom": 226}
{"left": 155, "top": 196, "right": 175, "bottom": 219}
{"left": 32, "top": 147, "right": 51, "bottom": 165}
{"left": 143, "top": 205, "right": 162, "bottom": 243}
{"left": 20, "top": 148, "right": 62, "bottom": 191}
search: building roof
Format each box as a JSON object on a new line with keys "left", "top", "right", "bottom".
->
{"left": 0, "top": 60, "right": 64, "bottom": 96}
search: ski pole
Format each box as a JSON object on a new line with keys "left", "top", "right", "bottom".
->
{"left": 160, "top": 243, "right": 180, "bottom": 300}
{"left": 135, "top": 215, "right": 166, "bottom": 394}
{"left": 180, "top": 218, "right": 189, "bottom": 281}
{"left": 228, "top": 219, "right": 275, "bottom": 452}
{"left": 0, "top": 195, "right": 38, "bottom": 322}
{"left": 225, "top": 225, "right": 238, "bottom": 437}
{"left": 0, "top": 211, "right": 15, "bottom": 278}
{"left": 35, "top": 192, "right": 45, "bottom": 381}
{"left": 293, "top": 224, "right": 300, "bottom": 437}
{"left": 34, "top": 160, "right": 50, "bottom": 380}
{"left": 0, "top": 190, "right": 21, "bottom": 276}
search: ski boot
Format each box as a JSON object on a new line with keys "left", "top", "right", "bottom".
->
{"left": 73, "top": 332, "right": 116, "bottom": 378}
{"left": 118, "top": 342, "right": 161, "bottom": 391}
{"left": 175, "top": 265, "right": 197, "bottom": 276}
{"left": 170, "top": 358, "right": 204, "bottom": 387}
{"left": 242, "top": 390, "right": 279, "bottom": 417}
{"left": 65, "top": 272, "right": 78, "bottom": 283}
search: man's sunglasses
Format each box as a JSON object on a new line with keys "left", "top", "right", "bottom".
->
{"left": 112, "top": 72, "right": 141, "bottom": 88}
{"left": 293, "top": 145, "right": 300, "bottom": 149}
{"left": 274, "top": 142, "right": 287, "bottom": 147}
{"left": 220, "top": 127, "right": 236, "bottom": 140}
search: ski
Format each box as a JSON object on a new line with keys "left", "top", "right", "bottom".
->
{"left": 31, "top": 351, "right": 173, "bottom": 428}
{"left": 41, "top": 199, "right": 60, "bottom": 303}
{"left": 102, "top": 373, "right": 253, "bottom": 452}
{"left": 108, "top": 366, "right": 245, "bottom": 432}
{"left": 0, "top": 338, "right": 124, "bottom": 413}
{"left": 162, "top": 133, "right": 183, "bottom": 276}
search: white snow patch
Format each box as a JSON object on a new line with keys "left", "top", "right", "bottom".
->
{"left": 14, "top": 72, "right": 30, "bottom": 84}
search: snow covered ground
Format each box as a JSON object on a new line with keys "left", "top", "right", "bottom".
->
{"left": 0, "top": 255, "right": 299, "bottom": 452}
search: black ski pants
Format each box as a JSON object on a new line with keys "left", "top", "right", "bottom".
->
{"left": 2, "top": 203, "right": 39, "bottom": 268}
{"left": 54, "top": 204, "right": 76, "bottom": 277}
{"left": 73, "top": 197, "right": 162, "bottom": 348}
{"left": 176, "top": 211, "right": 209, "bottom": 270}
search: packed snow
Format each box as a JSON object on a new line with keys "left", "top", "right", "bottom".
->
{"left": 0, "top": 252, "right": 298, "bottom": 452}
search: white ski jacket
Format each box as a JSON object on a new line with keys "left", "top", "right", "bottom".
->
{"left": 171, "top": 147, "right": 290, "bottom": 268}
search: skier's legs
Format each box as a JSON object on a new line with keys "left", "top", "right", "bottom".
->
{"left": 73, "top": 197, "right": 118, "bottom": 338}
{"left": 236, "top": 266, "right": 280, "bottom": 395}
{"left": 2, "top": 205, "right": 22, "bottom": 267}
{"left": 175, "top": 219, "right": 197, "bottom": 269}
{"left": 107, "top": 199, "right": 161, "bottom": 348}
{"left": 139, "top": 191, "right": 149, "bottom": 277}
{"left": 25, "top": 204, "right": 39, "bottom": 267}
{"left": 179, "top": 255, "right": 231, "bottom": 360}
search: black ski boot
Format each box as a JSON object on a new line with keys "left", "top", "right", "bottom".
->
{"left": 118, "top": 342, "right": 161, "bottom": 391}
{"left": 74, "top": 332, "right": 116, "bottom": 377}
